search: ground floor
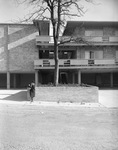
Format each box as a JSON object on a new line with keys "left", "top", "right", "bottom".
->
{"left": 0, "top": 70, "right": 118, "bottom": 89}
{"left": 0, "top": 73, "right": 35, "bottom": 89}
{"left": 35, "top": 69, "right": 118, "bottom": 88}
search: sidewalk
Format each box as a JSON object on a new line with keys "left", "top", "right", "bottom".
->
{"left": 0, "top": 99, "right": 103, "bottom": 108}
{"left": 99, "top": 89, "right": 118, "bottom": 107}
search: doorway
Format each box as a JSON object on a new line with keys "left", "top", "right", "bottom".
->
{"left": 60, "top": 72, "right": 68, "bottom": 84}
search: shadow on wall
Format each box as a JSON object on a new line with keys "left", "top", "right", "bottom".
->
{"left": 3, "top": 91, "right": 28, "bottom": 102}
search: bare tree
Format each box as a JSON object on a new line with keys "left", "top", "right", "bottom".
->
{"left": 17, "top": 0, "right": 93, "bottom": 86}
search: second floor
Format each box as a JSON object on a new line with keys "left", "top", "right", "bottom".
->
{"left": 37, "top": 46, "right": 118, "bottom": 60}
{"left": 36, "top": 21, "right": 118, "bottom": 46}
{"left": 34, "top": 45, "right": 118, "bottom": 69}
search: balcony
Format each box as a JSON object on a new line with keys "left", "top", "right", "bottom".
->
{"left": 34, "top": 59, "right": 117, "bottom": 69}
{"left": 36, "top": 35, "right": 118, "bottom": 46}
{"left": 36, "top": 36, "right": 70, "bottom": 45}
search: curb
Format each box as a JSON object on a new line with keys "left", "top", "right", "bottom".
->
{"left": 0, "top": 100, "right": 104, "bottom": 108}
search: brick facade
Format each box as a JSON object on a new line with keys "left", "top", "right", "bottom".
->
{"left": 0, "top": 21, "right": 49, "bottom": 88}
{"left": 8, "top": 25, "right": 39, "bottom": 72}
{"left": 9, "top": 39, "right": 38, "bottom": 72}
{"left": 34, "top": 86, "right": 98, "bottom": 103}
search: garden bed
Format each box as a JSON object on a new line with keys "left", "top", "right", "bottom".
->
{"left": 34, "top": 84, "right": 99, "bottom": 103}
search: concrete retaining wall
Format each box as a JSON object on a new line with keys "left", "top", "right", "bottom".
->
{"left": 34, "top": 86, "right": 98, "bottom": 103}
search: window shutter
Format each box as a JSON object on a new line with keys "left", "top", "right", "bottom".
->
{"left": 85, "top": 51, "right": 90, "bottom": 59}
{"left": 116, "top": 51, "right": 118, "bottom": 59}
{"left": 95, "top": 51, "right": 103, "bottom": 59}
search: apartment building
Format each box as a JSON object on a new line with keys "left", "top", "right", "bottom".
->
{"left": 0, "top": 21, "right": 118, "bottom": 88}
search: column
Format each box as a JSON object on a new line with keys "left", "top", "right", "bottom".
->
{"left": 13, "top": 74, "right": 16, "bottom": 88}
{"left": 7, "top": 72, "right": 10, "bottom": 89}
{"left": 78, "top": 70, "right": 81, "bottom": 85}
{"left": 110, "top": 72, "right": 113, "bottom": 88}
{"left": 72, "top": 73, "right": 75, "bottom": 84}
{"left": 35, "top": 70, "right": 38, "bottom": 87}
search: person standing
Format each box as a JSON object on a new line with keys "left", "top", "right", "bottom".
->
{"left": 30, "top": 81, "right": 35, "bottom": 102}
{"left": 27, "top": 84, "right": 31, "bottom": 101}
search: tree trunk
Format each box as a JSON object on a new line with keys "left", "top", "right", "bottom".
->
{"left": 51, "top": 0, "right": 60, "bottom": 86}
{"left": 54, "top": 40, "right": 59, "bottom": 86}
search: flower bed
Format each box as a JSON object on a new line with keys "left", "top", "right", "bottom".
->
{"left": 34, "top": 84, "right": 99, "bottom": 103}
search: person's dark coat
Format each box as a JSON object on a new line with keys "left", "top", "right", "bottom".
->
{"left": 27, "top": 84, "right": 31, "bottom": 101}
{"left": 30, "top": 82, "right": 35, "bottom": 100}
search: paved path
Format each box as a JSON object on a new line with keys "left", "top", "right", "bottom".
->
{"left": 99, "top": 89, "right": 118, "bottom": 108}
{"left": 0, "top": 90, "right": 27, "bottom": 101}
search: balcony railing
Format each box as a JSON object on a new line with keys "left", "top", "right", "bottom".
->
{"left": 36, "top": 36, "right": 71, "bottom": 44}
{"left": 36, "top": 35, "right": 118, "bottom": 45}
{"left": 34, "top": 59, "right": 117, "bottom": 69}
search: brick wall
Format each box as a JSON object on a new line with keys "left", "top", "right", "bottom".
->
{"left": 34, "top": 86, "right": 98, "bottom": 103}
{"left": 77, "top": 46, "right": 117, "bottom": 60}
{"left": 0, "top": 22, "right": 49, "bottom": 73}
{"left": 103, "top": 27, "right": 115, "bottom": 36}
{"left": 73, "top": 27, "right": 85, "bottom": 36}
{"left": 103, "top": 46, "right": 116, "bottom": 59}
{"left": 8, "top": 24, "right": 39, "bottom": 72}
{"left": 9, "top": 39, "right": 38, "bottom": 72}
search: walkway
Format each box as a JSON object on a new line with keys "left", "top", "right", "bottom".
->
{"left": 99, "top": 89, "right": 118, "bottom": 107}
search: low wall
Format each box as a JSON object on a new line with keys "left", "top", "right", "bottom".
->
{"left": 34, "top": 86, "right": 99, "bottom": 103}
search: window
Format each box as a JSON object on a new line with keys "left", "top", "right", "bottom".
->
{"left": 90, "top": 51, "right": 94, "bottom": 59}
{"left": 85, "top": 51, "right": 94, "bottom": 59}
{"left": 49, "top": 51, "right": 54, "bottom": 59}
{"left": 39, "top": 50, "right": 49, "bottom": 59}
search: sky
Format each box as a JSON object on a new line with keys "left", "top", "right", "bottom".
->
{"left": 0, "top": 0, "right": 118, "bottom": 23}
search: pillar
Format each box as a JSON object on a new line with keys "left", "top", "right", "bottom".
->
{"left": 72, "top": 73, "right": 75, "bottom": 84}
{"left": 35, "top": 70, "right": 38, "bottom": 87}
{"left": 78, "top": 70, "right": 81, "bottom": 84}
{"left": 13, "top": 74, "right": 16, "bottom": 88}
{"left": 38, "top": 71, "right": 42, "bottom": 84}
{"left": 110, "top": 72, "right": 113, "bottom": 88}
{"left": 7, "top": 72, "right": 10, "bottom": 89}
